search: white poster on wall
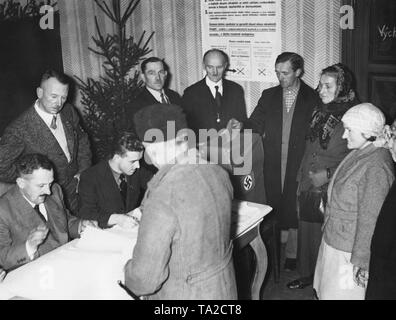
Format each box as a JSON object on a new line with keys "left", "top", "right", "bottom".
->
{"left": 201, "top": 0, "right": 282, "bottom": 82}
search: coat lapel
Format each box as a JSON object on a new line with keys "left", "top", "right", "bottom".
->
{"left": 143, "top": 87, "right": 160, "bottom": 104}
{"left": 27, "top": 106, "right": 70, "bottom": 162}
{"left": 289, "top": 81, "right": 313, "bottom": 145}
{"left": 60, "top": 112, "right": 75, "bottom": 162}
{"left": 43, "top": 193, "right": 65, "bottom": 243}
{"left": 9, "top": 186, "right": 46, "bottom": 229}
{"left": 101, "top": 161, "right": 126, "bottom": 211}
{"left": 200, "top": 79, "right": 219, "bottom": 124}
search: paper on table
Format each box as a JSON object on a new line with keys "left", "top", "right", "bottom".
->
{"left": 231, "top": 201, "right": 272, "bottom": 238}
{"left": 0, "top": 225, "right": 140, "bottom": 300}
{"left": 76, "top": 225, "right": 138, "bottom": 259}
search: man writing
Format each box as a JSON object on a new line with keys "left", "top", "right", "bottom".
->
{"left": 0, "top": 154, "right": 97, "bottom": 271}
{"left": 77, "top": 131, "right": 152, "bottom": 228}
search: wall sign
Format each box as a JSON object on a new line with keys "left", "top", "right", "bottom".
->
{"left": 201, "top": 0, "right": 282, "bottom": 82}
{"left": 370, "top": 0, "right": 396, "bottom": 63}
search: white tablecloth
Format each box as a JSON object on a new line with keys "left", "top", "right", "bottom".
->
{"left": 0, "top": 201, "right": 271, "bottom": 300}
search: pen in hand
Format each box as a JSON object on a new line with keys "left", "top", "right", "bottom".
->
{"left": 117, "top": 280, "right": 140, "bottom": 300}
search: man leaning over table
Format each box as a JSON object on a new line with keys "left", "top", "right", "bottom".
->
{"left": 123, "top": 104, "right": 237, "bottom": 300}
{"left": 0, "top": 153, "right": 97, "bottom": 271}
{"left": 76, "top": 131, "right": 152, "bottom": 228}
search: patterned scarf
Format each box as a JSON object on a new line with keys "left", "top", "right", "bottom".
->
{"left": 307, "top": 94, "right": 359, "bottom": 149}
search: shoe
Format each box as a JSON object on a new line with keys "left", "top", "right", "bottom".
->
{"left": 283, "top": 258, "right": 296, "bottom": 271}
{"left": 287, "top": 278, "right": 312, "bottom": 289}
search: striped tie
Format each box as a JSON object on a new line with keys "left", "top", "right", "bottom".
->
{"left": 50, "top": 115, "right": 57, "bottom": 130}
{"left": 160, "top": 92, "right": 168, "bottom": 104}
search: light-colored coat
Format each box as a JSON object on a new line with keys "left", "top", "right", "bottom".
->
{"left": 125, "top": 159, "right": 237, "bottom": 300}
{"left": 323, "top": 144, "right": 394, "bottom": 270}
{"left": 0, "top": 184, "right": 80, "bottom": 270}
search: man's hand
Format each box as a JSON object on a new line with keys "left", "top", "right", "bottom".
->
{"left": 226, "top": 118, "right": 243, "bottom": 133}
{"left": 74, "top": 173, "right": 81, "bottom": 193}
{"left": 308, "top": 170, "right": 328, "bottom": 188}
{"left": 109, "top": 214, "right": 138, "bottom": 229}
{"left": 26, "top": 224, "right": 49, "bottom": 252}
{"left": 78, "top": 220, "right": 98, "bottom": 234}
{"left": 126, "top": 208, "right": 142, "bottom": 223}
{"left": 353, "top": 265, "right": 368, "bottom": 288}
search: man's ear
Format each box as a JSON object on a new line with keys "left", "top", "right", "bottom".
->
{"left": 295, "top": 68, "right": 302, "bottom": 78}
{"left": 36, "top": 87, "right": 43, "bottom": 99}
{"left": 16, "top": 177, "right": 25, "bottom": 189}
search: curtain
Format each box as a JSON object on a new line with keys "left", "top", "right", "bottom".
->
{"left": 59, "top": 0, "right": 340, "bottom": 114}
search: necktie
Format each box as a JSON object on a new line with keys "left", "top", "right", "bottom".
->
{"left": 160, "top": 92, "right": 168, "bottom": 104}
{"left": 34, "top": 205, "right": 47, "bottom": 223}
{"left": 50, "top": 115, "right": 57, "bottom": 130}
{"left": 215, "top": 86, "right": 222, "bottom": 123}
{"left": 119, "top": 174, "right": 127, "bottom": 205}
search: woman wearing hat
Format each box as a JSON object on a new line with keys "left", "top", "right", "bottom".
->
{"left": 366, "top": 119, "right": 396, "bottom": 300}
{"left": 313, "top": 103, "right": 395, "bottom": 299}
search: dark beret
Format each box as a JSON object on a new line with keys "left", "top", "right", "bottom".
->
{"left": 133, "top": 103, "right": 188, "bottom": 143}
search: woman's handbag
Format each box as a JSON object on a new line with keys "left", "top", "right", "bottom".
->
{"left": 298, "top": 189, "right": 327, "bottom": 223}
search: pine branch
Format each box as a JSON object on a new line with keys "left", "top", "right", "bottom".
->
{"left": 76, "top": 0, "right": 154, "bottom": 161}
{"left": 94, "top": 0, "right": 116, "bottom": 23}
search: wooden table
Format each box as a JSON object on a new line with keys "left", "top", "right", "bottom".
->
{"left": 232, "top": 201, "right": 271, "bottom": 300}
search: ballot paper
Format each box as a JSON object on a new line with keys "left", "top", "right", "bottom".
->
{"left": 76, "top": 225, "right": 138, "bottom": 260}
{"left": 0, "top": 226, "right": 138, "bottom": 300}
{"left": 0, "top": 202, "right": 271, "bottom": 300}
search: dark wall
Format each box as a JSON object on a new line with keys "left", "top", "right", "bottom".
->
{"left": 342, "top": 0, "right": 396, "bottom": 123}
{"left": 0, "top": 12, "right": 63, "bottom": 135}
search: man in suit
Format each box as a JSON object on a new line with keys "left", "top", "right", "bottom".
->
{"left": 0, "top": 70, "right": 92, "bottom": 214}
{"left": 182, "top": 49, "right": 247, "bottom": 136}
{"left": 128, "top": 57, "right": 181, "bottom": 174}
{"left": 77, "top": 131, "right": 152, "bottom": 229}
{"left": 229, "top": 52, "right": 319, "bottom": 270}
{"left": 0, "top": 154, "right": 97, "bottom": 271}
{"left": 129, "top": 57, "right": 182, "bottom": 119}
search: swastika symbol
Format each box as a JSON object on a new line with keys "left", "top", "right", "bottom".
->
{"left": 243, "top": 175, "right": 253, "bottom": 191}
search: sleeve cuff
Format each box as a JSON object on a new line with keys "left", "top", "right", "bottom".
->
{"left": 25, "top": 242, "right": 36, "bottom": 261}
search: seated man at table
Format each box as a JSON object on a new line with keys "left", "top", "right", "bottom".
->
{"left": 77, "top": 131, "right": 152, "bottom": 229}
{"left": 124, "top": 104, "right": 237, "bottom": 300}
{"left": 0, "top": 153, "right": 97, "bottom": 271}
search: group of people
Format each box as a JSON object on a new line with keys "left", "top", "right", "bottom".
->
{"left": 0, "top": 48, "right": 395, "bottom": 300}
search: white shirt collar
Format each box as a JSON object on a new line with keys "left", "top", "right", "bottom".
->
{"left": 205, "top": 77, "right": 223, "bottom": 97}
{"left": 20, "top": 190, "right": 48, "bottom": 220}
{"left": 146, "top": 86, "right": 166, "bottom": 103}
{"left": 205, "top": 77, "right": 223, "bottom": 90}
{"left": 34, "top": 100, "right": 58, "bottom": 129}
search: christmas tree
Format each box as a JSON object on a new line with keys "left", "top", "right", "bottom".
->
{"left": 76, "top": 0, "right": 153, "bottom": 161}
